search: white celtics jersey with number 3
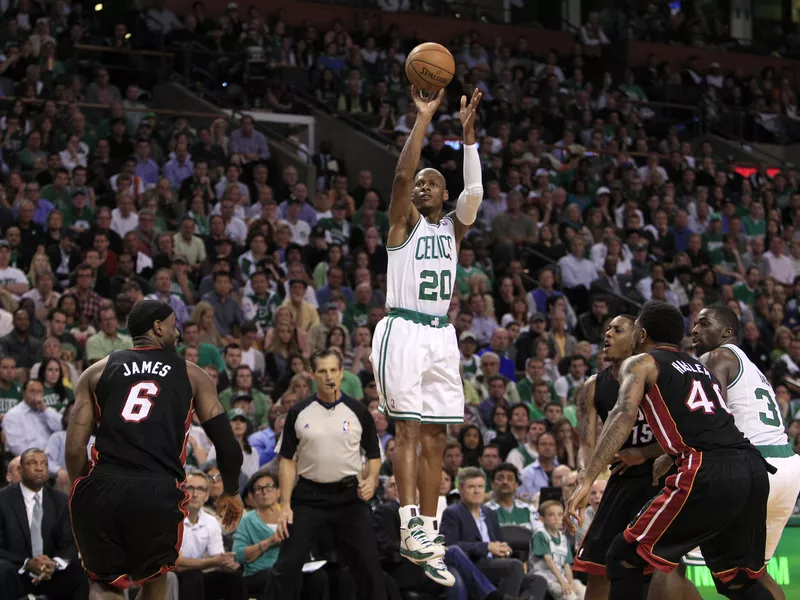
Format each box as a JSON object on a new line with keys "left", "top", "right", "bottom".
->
{"left": 722, "top": 343, "right": 788, "bottom": 447}
{"left": 387, "top": 214, "right": 457, "bottom": 317}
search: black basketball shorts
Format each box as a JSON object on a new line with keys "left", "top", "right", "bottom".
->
{"left": 69, "top": 464, "right": 189, "bottom": 590}
{"left": 574, "top": 473, "right": 661, "bottom": 576}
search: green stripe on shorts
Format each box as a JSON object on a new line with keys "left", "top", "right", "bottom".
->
{"left": 377, "top": 316, "right": 396, "bottom": 404}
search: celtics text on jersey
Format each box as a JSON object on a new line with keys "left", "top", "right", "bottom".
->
{"left": 386, "top": 214, "right": 457, "bottom": 317}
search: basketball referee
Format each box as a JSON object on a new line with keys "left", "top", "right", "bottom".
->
{"left": 273, "top": 348, "right": 387, "bottom": 600}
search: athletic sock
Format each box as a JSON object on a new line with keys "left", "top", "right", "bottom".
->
{"left": 421, "top": 515, "right": 440, "bottom": 541}
{"left": 399, "top": 505, "right": 420, "bottom": 528}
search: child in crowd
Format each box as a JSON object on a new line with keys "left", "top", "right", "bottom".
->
{"left": 531, "top": 500, "right": 586, "bottom": 600}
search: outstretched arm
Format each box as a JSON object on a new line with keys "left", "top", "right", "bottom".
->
{"left": 453, "top": 89, "right": 483, "bottom": 242}
{"left": 387, "top": 87, "right": 443, "bottom": 247}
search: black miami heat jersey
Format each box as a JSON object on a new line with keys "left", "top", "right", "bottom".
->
{"left": 595, "top": 367, "right": 655, "bottom": 478}
{"left": 644, "top": 348, "right": 750, "bottom": 456}
{"left": 93, "top": 348, "right": 194, "bottom": 480}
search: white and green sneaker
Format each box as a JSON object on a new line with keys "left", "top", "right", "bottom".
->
{"left": 421, "top": 556, "right": 455, "bottom": 587}
{"left": 400, "top": 517, "right": 445, "bottom": 564}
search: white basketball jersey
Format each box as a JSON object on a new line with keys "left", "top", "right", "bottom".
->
{"left": 386, "top": 213, "right": 457, "bottom": 317}
{"left": 722, "top": 343, "right": 788, "bottom": 447}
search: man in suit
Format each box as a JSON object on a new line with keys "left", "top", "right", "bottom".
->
{"left": 590, "top": 256, "right": 642, "bottom": 314}
{"left": 0, "top": 448, "right": 84, "bottom": 600}
{"left": 440, "top": 467, "right": 548, "bottom": 600}
{"left": 374, "top": 476, "right": 527, "bottom": 600}
{"left": 46, "top": 230, "right": 83, "bottom": 291}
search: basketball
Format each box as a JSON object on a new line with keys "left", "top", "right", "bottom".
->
{"left": 405, "top": 42, "right": 455, "bottom": 92}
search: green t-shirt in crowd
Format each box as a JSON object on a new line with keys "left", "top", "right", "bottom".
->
{"left": 317, "top": 218, "right": 351, "bottom": 246}
{"left": 43, "top": 386, "right": 74, "bottom": 412}
{"left": 61, "top": 203, "right": 95, "bottom": 230}
{"left": 710, "top": 247, "right": 738, "bottom": 274}
{"left": 219, "top": 387, "right": 271, "bottom": 427}
{"left": 178, "top": 343, "right": 226, "bottom": 374}
{"left": 486, "top": 499, "right": 541, "bottom": 532}
{"left": 0, "top": 381, "right": 23, "bottom": 415}
{"left": 734, "top": 283, "right": 756, "bottom": 306}
{"left": 41, "top": 184, "right": 72, "bottom": 208}
{"left": 532, "top": 529, "right": 573, "bottom": 575}
{"left": 455, "top": 264, "right": 487, "bottom": 296}
{"left": 702, "top": 231, "right": 723, "bottom": 254}
{"left": 342, "top": 302, "right": 369, "bottom": 332}
{"left": 742, "top": 216, "right": 766, "bottom": 238}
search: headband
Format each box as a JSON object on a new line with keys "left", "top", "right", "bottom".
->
{"left": 128, "top": 301, "right": 174, "bottom": 338}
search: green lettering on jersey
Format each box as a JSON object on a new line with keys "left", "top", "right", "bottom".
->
{"left": 417, "top": 269, "right": 453, "bottom": 301}
{"left": 414, "top": 235, "right": 453, "bottom": 261}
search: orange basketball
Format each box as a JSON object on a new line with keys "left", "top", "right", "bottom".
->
{"left": 405, "top": 42, "right": 455, "bottom": 92}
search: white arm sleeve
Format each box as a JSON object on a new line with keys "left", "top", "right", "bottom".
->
{"left": 455, "top": 143, "right": 483, "bottom": 225}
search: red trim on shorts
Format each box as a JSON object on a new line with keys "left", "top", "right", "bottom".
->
{"left": 573, "top": 558, "right": 607, "bottom": 576}
{"left": 129, "top": 346, "right": 161, "bottom": 351}
{"left": 624, "top": 452, "right": 703, "bottom": 572}
{"left": 712, "top": 566, "right": 766, "bottom": 584}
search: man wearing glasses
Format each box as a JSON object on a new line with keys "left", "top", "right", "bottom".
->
{"left": 175, "top": 471, "right": 246, "bottom": 600}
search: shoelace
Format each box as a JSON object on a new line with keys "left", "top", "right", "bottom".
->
{"left": 408, "top": 526, "right": 434, "bottom": 547}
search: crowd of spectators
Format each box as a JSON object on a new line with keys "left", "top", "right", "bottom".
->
{"left": 0, "top": 1, "right": 800, "bottom": 599}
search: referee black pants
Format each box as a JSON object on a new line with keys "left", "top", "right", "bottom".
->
{"left": 272, "top": 477, "right": 387, "bottom": 600}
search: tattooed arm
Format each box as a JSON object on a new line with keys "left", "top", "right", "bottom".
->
{"left": 575, "top": 376, "right": 598, "bottom": 468}
{"left": 565, "top": 353, "right": 659, "bottom": 533}
{"left": 582, "top": 353, "right": 657, "bottom": 482}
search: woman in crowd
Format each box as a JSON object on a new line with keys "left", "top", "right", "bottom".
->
{"left": 554, "top": 418, "right": 578, "bottom": 470}
{"left": 285, "top": 372, "right": 313, "bottom": 403}
{"left": 233, "top": 472, "right": 330, "bottom": 600}
{"left": 530, "top": 223, "right": 565, "bottom": 273}
{"left": 56, "top": 292, "right": 78, "bottom": 329}
{"left": 380, "top": 438, "right": 396, "bottom": 476}
{"left": 265, "top": 320, "right": 304, "bottom": 384}
{"left": 190, "top": 301, "right": 225, "bottom": 348}
{"left": 207, "top": 410, "right": 260, "bottom": 478}
{"left": 483, "top": 405, "right": 510, "bottom": 445}
{"left": 219, "top": 365, "right": 272, "bottom": 427}
{"left": 458, "top": 424, "right": 484, "bottom": 468}
{"left": 233, "top": 472, "right": 282, "bottom": 600}
{"left": 325, "top": 325, "right": 353, "bottom": 370}
{"left": 188, "top": 192, "right": 210, "bottom": 236}
{"left": 38, "top": 357, "right": 73, "bottom": 412}
{"left": 771, "top": 326, "right": 793, "bottom": 362}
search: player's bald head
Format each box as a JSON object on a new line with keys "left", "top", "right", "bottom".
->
{"left": 415, "top": 168, "right": 445, "bottom": 186}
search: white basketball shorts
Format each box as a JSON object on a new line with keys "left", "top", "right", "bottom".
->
{"left": 370, "top": 310, "right": 464, "bottom": 424}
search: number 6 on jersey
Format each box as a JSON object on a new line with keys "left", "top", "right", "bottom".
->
{"left": 121, "top": 381, "right": 160, "bottom": 422}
